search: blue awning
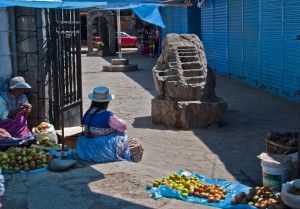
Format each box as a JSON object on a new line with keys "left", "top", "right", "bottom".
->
{"left": 1, "top": 0, "right": 165, "bottom": 8}
{"left": 101, "top": 4, "right": 166, "bottom": 28}
{"left": 1, "top": 0, "right": 166, "bottom": 28}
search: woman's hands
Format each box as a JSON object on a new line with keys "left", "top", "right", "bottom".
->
{"left": 8, "top": 102, "right": 32, "bottom": 119}
{"left": 22, "top": 103, "right": 32, "bottom": 118}
{"left": 0, "top": 128, "right": 11, "bottom": 140}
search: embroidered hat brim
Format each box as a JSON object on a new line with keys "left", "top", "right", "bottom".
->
{"left": 88, "top": 93, "right": 114, "bottom": 102}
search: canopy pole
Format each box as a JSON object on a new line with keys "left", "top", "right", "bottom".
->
{"left": 297, "top": 90, "right": 300, "bottom": 178}
{"left": 117, "top": 9, "right": 122, "bottom": 59}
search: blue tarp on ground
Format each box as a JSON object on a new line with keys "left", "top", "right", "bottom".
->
{"left": 146, "top": 170, "right": 259, "bottom": 209}
{"left": 2, "top": 149, "right": 74, "bottom": 174}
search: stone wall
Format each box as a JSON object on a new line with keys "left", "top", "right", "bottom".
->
{"left": 86, "top": 9, "right": 116, "bottom": 55}
{"left": 15, "top": 7, "right": 51, "bottom": 128}
{"left": 0, "top": 8, "right": 12, "bottom": 91}
{"left": 124, "top": 16, "right": 136, "bottom": 36}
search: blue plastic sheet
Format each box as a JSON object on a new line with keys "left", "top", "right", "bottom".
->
{"left": 146, "top": 170, "right": 258, "bottom": 209}
{"left": 2, "top": 149, "right": 74, "bottom": 174}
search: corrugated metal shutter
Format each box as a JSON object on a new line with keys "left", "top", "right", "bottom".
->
{"left": 161, "top": 7, "right": 173, "bottom": 42}
{"left": 188, "top": 6, "right": 201, "bottom": 38}
{"left": 201, "top": 1, "right": 215, "bottom": 70}
{"left": 213, "top": 0, "right": 228, "bottom": 75}
{"left": 260, "top": 0, "right": 284, "bottom": 95}
{"left": 243, "top": 0, "right": 260, "bottom": 86}
{"left": 228, "top": 0, "right": 243, "bottom": 79}
{"left": 201, "top": 0, "right": 228, "bottom": 75}
{"left": 172, "top": 6, "right": 188, "bottom": 34}
{"left": 283, "top": 0, "right": 300, "bottom": 100}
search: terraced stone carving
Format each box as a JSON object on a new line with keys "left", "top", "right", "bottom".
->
{"left": 152, "top": 34, "right": 227, "bottom": 128}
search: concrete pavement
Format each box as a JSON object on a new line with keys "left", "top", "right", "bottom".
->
{"left": 2, "top": 51, "right": 299, "bottom": 209}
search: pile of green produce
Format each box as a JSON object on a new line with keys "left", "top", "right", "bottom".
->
{"left": 231, "top": 186, "right": 285, "bottom": 209}
{"left": 37, "top": 135, "right": 59, "bottom": 148}
{"left": 146, "top": 173, "right": 227, "bottom": 201}
{"left": 0, "top": 147, "right": 57, "bottom": 172}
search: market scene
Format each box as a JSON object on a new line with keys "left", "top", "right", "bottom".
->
{"left": 0, "top": 0, "right": 300, "bottom": 209}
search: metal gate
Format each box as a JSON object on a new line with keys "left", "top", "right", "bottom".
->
{"left": 50, "top": 9, "right": 83, "bottom": 149}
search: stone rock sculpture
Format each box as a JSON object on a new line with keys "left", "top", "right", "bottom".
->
{"left": 152, "top": 33, "right": 227, "bottom": 128}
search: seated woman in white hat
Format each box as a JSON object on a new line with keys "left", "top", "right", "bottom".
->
{"left": 0, "top": 76, "right": 34, "bottom": 141}
{"left": 76, "top": 86, "right": 132, "bottom": 163}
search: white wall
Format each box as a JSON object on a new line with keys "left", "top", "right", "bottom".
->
{"left": 0, "top": 8, "right": 12, "bottom": 77}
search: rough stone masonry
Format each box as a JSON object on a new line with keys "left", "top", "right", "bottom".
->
{"left": 151, "top": 33, "right": 228, "bottom": 128}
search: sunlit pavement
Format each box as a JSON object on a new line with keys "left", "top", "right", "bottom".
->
{"left": 2, "top": 51, "right": 298, "bottom": 209}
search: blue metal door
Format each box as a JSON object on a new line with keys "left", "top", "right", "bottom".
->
{"left": 282, "top": 0, "right": 300, "bottom": 100}
{"left": 242, "top": 0, "right": 260, "bottom": 86}
{"left": 228, "top": 0, "right": 243, "bottom": 79}
{"left": 161, "top": 7, "right": 173, "bottom": 41}
{"left": 201, "top": 0, "right": 228, "bottom": 75}
{"left": 260, "top": 0, "right": 284, "bottom": 95}
{"left": 213, "top": 0, "right": 228, "bottom": 75}
{"left": 188, "top": 6, "right": 201, "bottom": 38}
{"left": 201, "top": 1, "right": 215, "bottom": 70}
{"left": 172, "top": 6, "right": 188, "bottom": 34}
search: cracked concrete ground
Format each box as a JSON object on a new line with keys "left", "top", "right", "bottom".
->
{"left": 2, "top": 51, "right": 299, "bottom": 209}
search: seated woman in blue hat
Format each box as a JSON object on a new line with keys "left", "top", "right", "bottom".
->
{"left": 0, "top": 76, "right": 34, "bottom": 141}
{"left": 76, "top": 86, "right": 132, "bottom": 163}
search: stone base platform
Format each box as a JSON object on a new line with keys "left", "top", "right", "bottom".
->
{"left": 86, "top": 50, "right": 116, "bottom": 57}
{"left": 151, "top": 98, "right": 228, "bottom": 128}
{"left": 103, "top": 58, "right": 138, "bottom": 72}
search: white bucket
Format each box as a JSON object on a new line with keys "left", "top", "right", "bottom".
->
{"left": 261, "top": 160, "right": 291, "bottom": 190}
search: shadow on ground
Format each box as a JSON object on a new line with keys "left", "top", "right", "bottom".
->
{"left": 3, "top": 164, "right": 153, "bottom": 209}
{"left": 109, "top": 52, "right": 299, "bottom": 187}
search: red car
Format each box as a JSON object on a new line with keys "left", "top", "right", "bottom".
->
{"left": 115, "top": 32, "right": 138, "bottom": 47}
{"left": 93, "top": 36, "right": 101, "bottom": 46}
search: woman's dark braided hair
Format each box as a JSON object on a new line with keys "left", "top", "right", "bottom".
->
{"left": 82, "top": 101, "right": 109, "bottom": 137}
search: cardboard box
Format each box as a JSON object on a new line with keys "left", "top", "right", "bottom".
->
{"left": 63, "top": 133, "right": 80, "bottom": 149}
{"left": 56, "top": 126, "right": 82, "bottom": 150}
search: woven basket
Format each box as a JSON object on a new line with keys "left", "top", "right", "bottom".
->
{"left": 128, "top": 137, "right": 144, "bottom": 163}
{"left": 265, "top": 138, "right": 297, "bottom": 155}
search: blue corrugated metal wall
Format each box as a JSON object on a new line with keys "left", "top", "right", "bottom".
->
{"left": 213, "top": 0, "right": 228, "bottom": 75}
{"left": 201, "top": 1, "right": 215, "bottom": 70}
{"left": 227, "top": 0, "right": 300, "bottom": 101}
{"left": 201, "top": 0, "right": 228, "bottom": 75}
{"left": 260, "top": 0, "right": 283, "bottom": 95}
{"left": 243, "top": 0, "right": 260, "bottom": 86}
{"left": 283, "top": 0, "right": 300, "bottom": 100}
{"left": 228, "top": 0, "right": 243, "bottom": 79}
{"left": 161, "top": 7, "right": 173, "bottom": 41}
{"left": 172, "top": 6, "right": 188, "bottom": 34}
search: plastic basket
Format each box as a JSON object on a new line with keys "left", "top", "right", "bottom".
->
{"left": 265, "top": 138, "right": 297, "bottom": 155}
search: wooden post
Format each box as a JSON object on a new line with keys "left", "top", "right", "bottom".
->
{"left": 117, "top": 10, "right": 122, "bottom": 59}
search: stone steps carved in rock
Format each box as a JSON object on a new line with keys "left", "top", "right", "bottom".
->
{"left": 181, "top": 62, "right": 201, "bottom": 70}
{"left": 179, "top": 56, "right": 198, "bottom": 62}
{"left": 178, "top": 52, "right": 198, "bottom": 57}
{"left": 182, "top": 69, "right": 203, "bottom": 77}
{"left": 185, "top": 76, "right": 206, "bottom": 84}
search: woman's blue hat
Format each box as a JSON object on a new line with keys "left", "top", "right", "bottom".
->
{"left": 88, "top": 86, "right": 114, "bottom": 102}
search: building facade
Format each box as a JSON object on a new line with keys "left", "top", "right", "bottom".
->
{"left": 161, "top": 1, "right": 300, "bottom": 102}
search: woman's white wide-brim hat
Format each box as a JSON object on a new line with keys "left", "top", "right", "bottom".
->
{"left": 88, "top": 86, "right": 114, "bottom": 102}
{"left": 9, "top": 76, "right": 31, "bottom": 89}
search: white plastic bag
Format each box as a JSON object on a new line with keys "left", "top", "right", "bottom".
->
{"left": 33, "top": 122, "right": 58, "bottom": 143}
{"left": 281, "top": 180, "right": 300, "bottom": 209}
